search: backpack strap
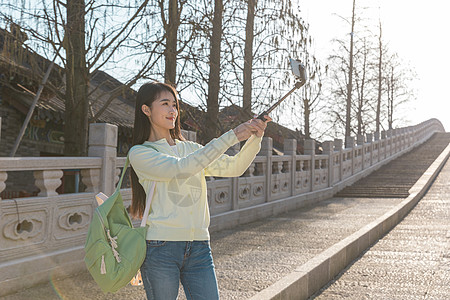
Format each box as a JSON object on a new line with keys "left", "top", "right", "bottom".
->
{"left": 140, "top": 181, "right": 155, "bottom": 227}
{"left": 139, "top": 144, "right": 159, "bottom": 227}
{"left": 115, "top": 158, "right": 130, "bottom": 193}
{"left": 122, "top": 144, "right": 160, "bottom": 228}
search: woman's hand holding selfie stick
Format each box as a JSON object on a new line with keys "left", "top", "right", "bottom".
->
{"left": 233, "top": 116, "right": 273, "bottom": 142}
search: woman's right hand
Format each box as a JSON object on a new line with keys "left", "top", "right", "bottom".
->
{"left": 233, "top": 116, "right": 271, "bottom": 142}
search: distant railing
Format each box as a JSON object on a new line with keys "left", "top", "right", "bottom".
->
{"left": 0, "top": 118, "right": 445, "bottom": 296}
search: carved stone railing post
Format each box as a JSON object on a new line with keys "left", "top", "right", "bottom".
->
{"left": 374, "top": 131, "right": 380, "bottom": 141}
{"left": 386, "top": 129, "right": 393, "bottom": 157}
{"left": 322, "top": 141, "right": 334, "bottom": 187}
{"left": 304, "top": 139, "right": 315, "bottom": 191}
{"left": 356, "top": 134, "right": 364, "bottom": 146}
{"left": 34, "top": 170, "right": 63, "bottom": 196}
{"left": 374, "top": 132, "right": 380, "bottom": 162}
{"left": 284, "top": 139, "right": 297, "bottom": 196}
{"left": 345, "top": 136, "right": 355, "bottom": 175}
{"left": 88, "top": 123, "right": 118, "bottom": 196}
{"left": 259, "top": 137, "right": 272, "bottom": 202}
{"left": 366, "top": 133, "right": 373, "bottom": 166}
{"left": 357, "top": 134, "right": 365, "bottom": 169}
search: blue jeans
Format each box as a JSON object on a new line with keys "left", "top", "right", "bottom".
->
{"left": 140, "top": 240, "right": 219, "bottom": 300}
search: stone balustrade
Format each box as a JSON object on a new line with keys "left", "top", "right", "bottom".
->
{"left": 0, "top": 118, "right": 446, "bottom": 296}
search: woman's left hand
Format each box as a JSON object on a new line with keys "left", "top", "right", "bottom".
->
{"left": 250, "top": 115, "right": 272, "bottom": 137}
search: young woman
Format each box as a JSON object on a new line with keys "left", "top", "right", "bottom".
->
{"left": 128, "top": 82, "right": 271, "bottom": 300}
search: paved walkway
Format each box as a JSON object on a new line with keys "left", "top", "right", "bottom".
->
{"left": 2, "top": 197, "right": 405, "bottom": 300}
{"left": 313, "top": 158, "right": 450, "bottom": 299}
{"left": 2, "top": 134, "right": 449, "bottom": 300}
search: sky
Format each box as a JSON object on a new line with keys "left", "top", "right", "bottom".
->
{"left": 297, "top": 0, "right": 449, "bottom": 132}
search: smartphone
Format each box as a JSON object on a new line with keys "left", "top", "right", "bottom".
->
{"left": 289, "top": 58, "right": 306, "bottom": 83}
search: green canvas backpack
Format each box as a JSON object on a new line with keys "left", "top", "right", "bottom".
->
{"left": 84, "top": 146, "right": 157, "bottom": 293}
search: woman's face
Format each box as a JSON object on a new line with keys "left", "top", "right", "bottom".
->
{"left": 145, "top": 90, "right": 178, "bottom": 133}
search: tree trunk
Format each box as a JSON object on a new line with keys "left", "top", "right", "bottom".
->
{"left": 388, "top": 66, "right": 394, "bottom": 129}
{"left": 242, "top": 0, "right": 256, "bottom": 120}
{"left": 376, "top": 21, "right": 382, "bottom": 134}
{"left": 205, "top": 0, "right": 223, "bottom": 142}
{"left": 64, "top": 0, "right": 88, "bottom": 156}
{"left": 357, "top": 39, "right": 367, "bottom": 135}
{"left": 345, "top": 0, "right": 356, "bottom": 142}
{"left": 165, "top": 0, "right": 179, "bottom": 85}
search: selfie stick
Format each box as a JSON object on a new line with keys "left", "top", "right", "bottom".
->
{"left": 257, "top": 59, "right": 307, "bottom": 121}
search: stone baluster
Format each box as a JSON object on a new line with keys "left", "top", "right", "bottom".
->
{"left": 0, "top": 171, "right": 7, "bottom": 214}
{"left": 0, "top": 171, "right": 6, "bottom": 197}
{"left": 88, "top": 123, "right": 118, "bottom": 196}
{"left": 284, "top": 139, "right": 297, "bottom": 196}
{"left": 248, "top": 162, "right": 255, "bottom": 176}
{"left": 273, "top": 161, "right": 282, "bottom": 174}
{"left": 81, "top": 168, "right": 101, "bottom": 193}
{"left": 34, "top": 170, "right": 63, "bottom": 197}
{"left": 114, "top": 167, "right": 121, "bottom": 186}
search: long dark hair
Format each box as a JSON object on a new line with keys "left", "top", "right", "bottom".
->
{"left": 129, "top": 82, "right": 185, "bottom": 218}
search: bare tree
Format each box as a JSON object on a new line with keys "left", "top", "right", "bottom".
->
{"left": 242, "top": 0, "right": 256, "bottom": 119}
{"left": 178, "top": 0, "right": 307, "bottom": 140}
{"left": 385, "top": 53, "right": 415, "bottom": 129}
{"left": 353, "top": 37, "right": 376, "bottom": 136}
{"left": 65, "top": 0, "right": 88, "bottom": 156}
{"left": 298, "top": 29, "right": 324, "bottom": 139}
{"left": 1, "top": 0, "right": 150, "bottom": 156}
{"left": 163, "top": 0, "right": 181, "bottom": 85}
{"left": 375, "top": 19, "right": 383, "bottom": 134}
{"left": 345, "top": 0, "right": 356, "bottom": 142}
{"left": 240, "top": 0, "right": 306, "bottom": 123}
{"left": 204, "top": 0, "right": 224, "bottom": 142}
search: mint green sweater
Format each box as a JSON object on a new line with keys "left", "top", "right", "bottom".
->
{"left": 129, "top": 129, "right": 262, "bottom": 241}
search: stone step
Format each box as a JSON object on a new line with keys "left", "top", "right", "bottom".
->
{"left": 336, "top": 132, "right": 450, "bottom": 198}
